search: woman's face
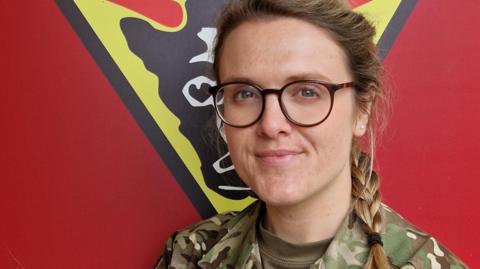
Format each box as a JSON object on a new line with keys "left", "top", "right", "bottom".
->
{"left": 219, "top": 17, "right": 368, "bottom": 207}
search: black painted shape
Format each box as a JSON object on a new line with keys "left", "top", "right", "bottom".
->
{"left": 377, "top": 0, "right": 418, "bottom": 60}
{"left": 55, "top": 0, "right": 218, "bottom": 218}
{"left": 120, "top": 0, "right": 250, "bottom": 201}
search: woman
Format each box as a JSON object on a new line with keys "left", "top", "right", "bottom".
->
{"left": 156, "top": 0, "right": 467, "bottom": 268}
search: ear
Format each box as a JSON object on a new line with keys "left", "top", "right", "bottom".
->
{"left": 353, "top": 109, "right": 369, "bottom": 137}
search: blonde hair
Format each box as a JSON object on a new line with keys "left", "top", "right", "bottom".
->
{"left": 212, "top": 0, "right": 389, "bottom": 268}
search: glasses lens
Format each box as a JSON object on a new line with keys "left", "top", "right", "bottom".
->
{"left": 282, "top": 82, "right": 332, "bottom": 125}
{"left": 215, "top": 83, "right": 262, "bottom": 126}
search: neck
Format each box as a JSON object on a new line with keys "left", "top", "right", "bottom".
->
{"left": 263, "top": 174, "right": 352, "bottom": 244}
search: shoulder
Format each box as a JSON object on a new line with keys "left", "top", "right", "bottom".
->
{"left": 381, "top": 204, "right": 468, "bottom": 269}
{"left": 155, "top": 201, "right": 260, "bottom": 269}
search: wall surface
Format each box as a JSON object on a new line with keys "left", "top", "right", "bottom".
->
{"left": 0, "top": 0, "right": 478, "bottom": 268}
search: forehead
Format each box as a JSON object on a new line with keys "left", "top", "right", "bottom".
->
{"left": 218, "top": 17, "right": 352, "bottom": 85}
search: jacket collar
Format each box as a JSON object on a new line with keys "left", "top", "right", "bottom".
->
{"left": 316, "top": 210, "right": 369, "bottom": 268}
{"left": 198, "top": 201, "right": 370, "bottom": 269}
{"left": 198, "top": 201, "right": 262, "bottom": 269}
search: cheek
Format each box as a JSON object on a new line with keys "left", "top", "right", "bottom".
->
{"left": 310, "top": 97, "right": 357, "bottom": 160}
{"left": 306, "top": 125, "right": 352, "bottom": 168}
{"left": 225, "top": 130, "right": 258, "bottom": 188}
{"left": 329, "top": 92, "right": 357, "bottom": 135}
{"left": 224, "top": 127, "right": 250, "bottom": 169}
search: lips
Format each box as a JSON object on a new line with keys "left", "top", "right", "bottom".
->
{"left": 255, "top": 149, "right": 302, "bottom": 165}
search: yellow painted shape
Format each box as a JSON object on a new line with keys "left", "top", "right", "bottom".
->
{"left": 354, "top": 0, "right": 402, "bottom": 44}
{"left": 74, "top": 0, "right": 255, "bottom": 213}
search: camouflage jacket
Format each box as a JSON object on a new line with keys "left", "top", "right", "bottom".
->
{"left": 155, "top": 201, "right": 467, "bottom": 269}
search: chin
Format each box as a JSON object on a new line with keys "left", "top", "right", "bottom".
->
{"left": 259, "top": 196, "right": 307, "bottom": 208}
{"left": 254, "top": 185, "right": 307, "bottom": 207}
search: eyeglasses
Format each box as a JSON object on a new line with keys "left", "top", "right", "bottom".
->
{"left": 209, "top": 80, "right": 355, "bottom": 127}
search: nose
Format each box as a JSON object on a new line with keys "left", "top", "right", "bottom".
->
{"left": 256, "top": 93, "right": 292, "bottom": 138}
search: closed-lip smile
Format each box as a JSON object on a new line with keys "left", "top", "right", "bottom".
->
{"left": 255, "top": 149, "right": 302, "bottom": 165}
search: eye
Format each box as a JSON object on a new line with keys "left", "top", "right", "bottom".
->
{"left": 299, "top": 88, "right": 319, "bottom": 98}
{"left": 284, "top": 82, "right": 329, "bottom": 102}
{"left": 231, "top": 86, "right": 259, "bottom": 102}
{"left": 293, "top": 86, "right": 323, "bottom": 99}
{"left": 221, "top": 84, "right": 260, "bottom": 105}
{"left": 236, "top": 90, "right": 256, "bottom": 100}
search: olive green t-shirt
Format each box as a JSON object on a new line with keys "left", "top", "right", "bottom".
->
{"left": 258, "top": 222, "right": 332, "bottom": 269}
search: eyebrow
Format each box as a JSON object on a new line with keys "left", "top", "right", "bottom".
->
{"left": 221, "top": 72, "right": 333, "bottom": 85}
{"left": 285, "top": 73, "right": 332, "bottom": 83}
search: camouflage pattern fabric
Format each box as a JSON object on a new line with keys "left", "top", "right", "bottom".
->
{"left": 155, "top": 201, "right": 468, "bottom": 269}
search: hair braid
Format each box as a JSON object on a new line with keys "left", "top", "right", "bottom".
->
{"left": 351, "top": 141, "right": 390, "bottom": 269}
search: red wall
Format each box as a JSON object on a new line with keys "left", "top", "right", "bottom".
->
{"left": 0, "top": 1, "right": 478, "bottom": 268}
{"left": 379, "top": 0, "right": 480, "bottom": 265}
